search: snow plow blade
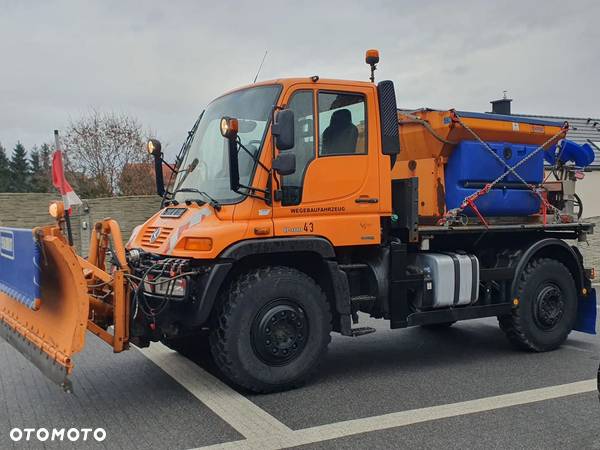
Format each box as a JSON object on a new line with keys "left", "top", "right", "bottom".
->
{"left": 0, "top": 221, "right": 130, "bottom": 392}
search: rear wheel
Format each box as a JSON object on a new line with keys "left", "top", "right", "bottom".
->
{"left": 498, "top": 258, "right": 577, "bottom": 352}
{"left": 210, "top": 266, "right": 332, "bottom": 393}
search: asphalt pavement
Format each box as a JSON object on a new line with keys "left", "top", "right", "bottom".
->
{"left": 1, "top": 305, "right": 599, "bottom": 449}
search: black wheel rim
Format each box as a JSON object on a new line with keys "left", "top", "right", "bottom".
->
{"left": 251, "top": 299, "right": 309, "bottom": 366}
{"left": 533, "top": 283, "right": 565, "bottom": 331}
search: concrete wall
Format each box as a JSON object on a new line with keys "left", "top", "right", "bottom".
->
{"left": 0, "top": 193, "right": 61, "bottom": 227}
{"left": 78, "top": 196, "right": 160, "bottom": 256}
{"left": 0, "top": 193, "right": 160, "bottom": 256}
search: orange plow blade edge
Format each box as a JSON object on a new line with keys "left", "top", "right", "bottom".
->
{"left": 0, "top": 221, "right": 130, "bottom": 392}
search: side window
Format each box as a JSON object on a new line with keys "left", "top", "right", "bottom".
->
{"left": 281, "top": 90, "right": 315, "bottom": 206}
{"left": 318, "top": 92, "right": 367, "bottom": 156}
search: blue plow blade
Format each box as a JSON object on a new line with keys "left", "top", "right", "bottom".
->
{"left": 574, "top": 288, "right": 597, "bottom": 335}
{"left": 0, "top": 227, "right": 41, "bottom": 310}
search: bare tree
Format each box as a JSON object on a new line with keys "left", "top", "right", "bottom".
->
{"left": 63, "top": 110, "right": 151, "bottom": 197}
{"left": 119, "top": 162, "right": 158, "bottom": 196}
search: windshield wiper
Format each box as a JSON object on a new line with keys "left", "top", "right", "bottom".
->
{"left": 173, "top": 158, "right": 199, "bottom": 193}
{"left": 173, "top": 187, "right": 222, "bottom": 211}
{"left": 163, "top": 113, "right": 203, "bottom": 206}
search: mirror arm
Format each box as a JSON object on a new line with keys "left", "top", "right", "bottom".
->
{"left": 227, "top": 138, "right": 241, "bottom": 192}
{"left": 229, "top": 137, "right": 272, "bottom": 204}
{"left": 162, "top": 160, "right": 177, "bottom": 174}
{"left": 153, "top": 154, "right": 165, "bottom": 197}
{"left": 237, "top": 183, "right": 269, "bottom": 195}
{"left": 236, "top": 137, "right": 270, "bottom": 173}
{"left": 238, "top": 189, "right": 271, "bottom": 204}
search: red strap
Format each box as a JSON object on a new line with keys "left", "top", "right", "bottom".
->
{"left": 449, "top": 109, "right": 460, "bottom": 124}
{"left": 466, "top": 198, "right": 489, "bottom": 228}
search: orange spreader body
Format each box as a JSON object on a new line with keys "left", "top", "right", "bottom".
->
{"left": 392, "top": 109, "right": 564, "bottom": 220}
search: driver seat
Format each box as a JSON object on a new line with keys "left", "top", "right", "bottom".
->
{"left": 322, "top": 109, "right": 358, "bottom": 155}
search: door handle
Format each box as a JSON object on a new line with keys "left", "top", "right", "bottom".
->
{"left": 355, "top": 196, "right": 379, "bottom": 204}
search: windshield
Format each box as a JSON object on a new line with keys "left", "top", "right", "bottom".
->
{"left": 173, "top": 84, "right": 281, "bottom": 203}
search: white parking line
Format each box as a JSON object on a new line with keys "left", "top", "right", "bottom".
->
{"left": 194, "top": 379, "right": 597, "bottom": 450}
{"left": 139, "top": 344, "right": 292, "bottom": 443}
{"left": 140, "top": 344, "right": 598, "bottom": 450}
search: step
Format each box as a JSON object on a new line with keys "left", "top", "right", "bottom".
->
{"left": 351, "top": 295, "right": 376, "bottom": 304}
{"left": 339, "top": 263, "right": 370, "bottom": 271}
{"left": 350, "top": 327, "right": 376, "bottom": 337}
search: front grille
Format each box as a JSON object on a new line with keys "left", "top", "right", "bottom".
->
{"left": 141, "top": 226, "right": 173, "bottom": 249}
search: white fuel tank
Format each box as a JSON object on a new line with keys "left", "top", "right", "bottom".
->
{"left": 415, "top": 252, "right": 479, "bottom": 308}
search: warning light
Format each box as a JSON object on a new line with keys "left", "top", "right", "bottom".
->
{"left": 48, "top": 201, "right": 65, "bottom": 219}
{"left": 365, "top": 49, "right": 380, "bottom": 83}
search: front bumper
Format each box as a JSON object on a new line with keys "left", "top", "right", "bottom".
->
{"left": 127, "top": 250, "right": 232, "bottom": 341}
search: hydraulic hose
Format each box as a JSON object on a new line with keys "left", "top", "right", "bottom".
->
{"left": 398, "top": 114, "right": 458, "bottom": 146}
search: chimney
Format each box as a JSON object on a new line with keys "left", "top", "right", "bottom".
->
{"left": 490, "top": 91, "right": 512, "bottom": 115}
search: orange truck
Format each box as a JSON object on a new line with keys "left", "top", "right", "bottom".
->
{"left": 0, "top": 50, "right": 596, "bottom": 393}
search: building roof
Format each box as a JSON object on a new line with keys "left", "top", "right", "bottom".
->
{"left": 511, "top": 113, "right": 600, "bottom": 168}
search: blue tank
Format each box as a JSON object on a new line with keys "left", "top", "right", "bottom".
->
{"left": 544, "top": 139, "right": 596, "bottom": 167}
{"left": 445, "top": 140, "right": 545, "bottom": 217}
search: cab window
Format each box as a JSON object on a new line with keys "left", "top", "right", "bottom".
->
{"left": 318, "top": 92, "right": 367, "bottom": 155}
{"left": 280, "top": 90, "right": 315, "bottom": 206}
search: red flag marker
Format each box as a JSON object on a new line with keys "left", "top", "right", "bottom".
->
{"left": 52, "top": 130, "right": 82, "bottom": 211}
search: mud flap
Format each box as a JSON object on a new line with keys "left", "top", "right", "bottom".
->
{"left": 574, "top": 288, "right": 597, "bottom": 335}
{"left": 0, "top": 228, "right": 89, "bottom": 391}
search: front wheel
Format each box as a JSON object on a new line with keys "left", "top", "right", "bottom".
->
{"left": 210, "top": 267, "right": 332, "bottom": 393}
{"left": 498, "top": 258, "right": 577, "bottom": 352}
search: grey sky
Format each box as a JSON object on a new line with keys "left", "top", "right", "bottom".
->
{"left": 1, "top": 0, "right": 598, "bottom": 158}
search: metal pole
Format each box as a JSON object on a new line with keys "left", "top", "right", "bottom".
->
{"left": 54, "top": 130, "right": 74, "bottom": 246}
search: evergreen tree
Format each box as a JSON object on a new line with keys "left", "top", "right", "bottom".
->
{"left": 9, "top": 142, "right": 30, "bottom": 192}
{"left": 39, "top": 143, "right": 52, "bottom": 174}
{"left": 0, "top": 142, "right": 9, "bottom": 192}
{"left": 29, "top": 146, "right": 50, "bottom": 192}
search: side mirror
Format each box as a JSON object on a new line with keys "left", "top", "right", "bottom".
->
{"left": 272, "top": 109, "right": 295, "bottom": 151}
{"left": 272, "top": 152, "right": 296, "bottom": 176}
{"left": 377, "top": 80, "right": 400, "bottom": 156}
{"left": 147, "top": 139, "right": 165, "bottom": 196}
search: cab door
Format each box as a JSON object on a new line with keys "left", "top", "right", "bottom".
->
{"left": 273, "top": 83, "right": 381, "bottom": 246}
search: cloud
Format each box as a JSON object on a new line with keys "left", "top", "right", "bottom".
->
{"left": 1, "top": 0, "right": 598, "bottom": 157}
